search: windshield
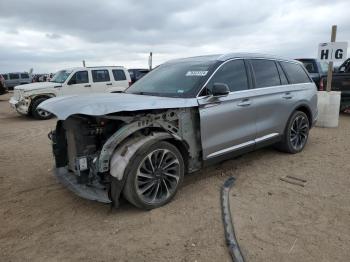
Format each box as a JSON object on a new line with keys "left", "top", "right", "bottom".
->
{"left": 50, "top": 70, "right": 72, "bottom": 83}
{"left": 126, "top": 60, "right": 216, "bottom": 98}
{"left": 319, "top": 62, "right": 329, "bottom": 74}
{"left": 301, "top": 61, "right": 317, "bottom": 73}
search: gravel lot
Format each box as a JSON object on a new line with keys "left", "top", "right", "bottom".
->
{"left": 1, "top": 92, "right": 349, "bottom": 262}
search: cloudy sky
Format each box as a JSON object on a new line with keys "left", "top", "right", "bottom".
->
{"left": 0, "top": 0, "right": 349, "bottom": 73}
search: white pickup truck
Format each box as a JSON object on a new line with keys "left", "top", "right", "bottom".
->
{"left": 9, "top": 66, "right": 131, "bottom": 120}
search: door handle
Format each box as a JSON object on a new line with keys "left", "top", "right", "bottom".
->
{"left": 237, "top": 99, "right": 251, "bottom": 107}
{"left": 106, "top": 83, "right": 112, "bottom": 86}
{"left": 282, "top": 92, "right": 293, "bottom": 99}
{"left": 84, "top": 84, "right": 91, "bottom": 87}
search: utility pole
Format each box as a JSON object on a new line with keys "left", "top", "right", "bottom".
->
{"left": 82, "top": 60, "right": 86, "bottom": 67}
{"left": 148, "top": 52, "right": 153, "bottom": 70}
{"left": 326, "top": 25, "right": 337, "bottom": 92}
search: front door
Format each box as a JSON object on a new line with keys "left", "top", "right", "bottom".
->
{"left": 59, "top": 70, "right": 90, "bottom": 95}
{"left": 198, "top": 59, "right": 257, "bottom": 160}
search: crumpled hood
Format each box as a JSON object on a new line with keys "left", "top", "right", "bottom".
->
{"left": 15, "top": 82, "right": 58, "bottom": 91}
{"left": 39, "top": 93, "right": 198, "bottom": 120}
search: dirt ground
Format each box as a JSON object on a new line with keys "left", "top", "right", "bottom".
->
{"left": 0, "top": 92, "right": 349, "bottom": 262}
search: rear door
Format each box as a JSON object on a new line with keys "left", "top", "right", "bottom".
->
{"left": 109, "top": 69, "right": 129, "bottom": 92}
{"left": 198, "top": 59, "right": 257, "bottom": 160}
{"left": 248, "top": 59, "right": 294, "bottom": 140}
{"left": 91, "top": 69, "right": 111, "bottom": 93}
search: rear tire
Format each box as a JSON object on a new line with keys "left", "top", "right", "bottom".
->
{"left": 276, "top": 111, "right": 309, "bottom": 154}
{"left": 123, "top": 140, "right": 184, "bottom": 210}
{"left": 31, "top": 97, "right": 53, "bottom": 120}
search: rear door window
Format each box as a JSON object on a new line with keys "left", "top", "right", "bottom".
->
{"left": 9, "top": 73, "right": 19, "bottom": 80}
{"left": 92, "top": 69, "right": 110, "bottom": 82}
{"left": 207, "top": 59, "right": 249, "bottom": 92}
{"left": 281, "top": 62, "right": 311, "bottom": 84}
{"left": 251, "top": 59, "right": 281, "bottom": 88}
{"left": 20, "top": 73, "right": 29, "bottom": 79}
{"left": 112, "top": 69, "right": 127, "bottom": 81}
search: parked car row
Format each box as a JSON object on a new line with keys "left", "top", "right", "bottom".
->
{"left": 1, "top": 72, "right": 31, "bottom": 90}
{"left": 9, "top": 66, "right": 132, "bottom": 119}
{"left": 33, "top": 52, "right": 317, "bottom": 210}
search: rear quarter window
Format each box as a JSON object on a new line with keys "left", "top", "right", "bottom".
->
{"left": 112, "top": 69, "right": 127, "bottom": 81}
{"left": 281, "top": 62, "right": 311, "bottom": 84}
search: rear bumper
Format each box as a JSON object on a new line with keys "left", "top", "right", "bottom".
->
{"left": 54, "top": 167, "right": 111, "bottom": 203}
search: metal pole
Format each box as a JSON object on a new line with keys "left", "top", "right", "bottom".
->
{"left": 149, "top": 52, "right": 152, "bottom": 71}
{"left": 82, "top": 60, "right": 86, "bottom": 67}
{"left": 326, "top": 25, "right": 337, "bottom": 92}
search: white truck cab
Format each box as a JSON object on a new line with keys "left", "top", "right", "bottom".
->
{"left": 9, "top": 66, "right": 131, "bottom": 120}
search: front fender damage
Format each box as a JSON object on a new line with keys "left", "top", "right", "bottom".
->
{"left": 110, "top": 132, "right": 174, "bottom": 180}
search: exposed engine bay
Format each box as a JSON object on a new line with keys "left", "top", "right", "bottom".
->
{"left": 50, "top": 108, "right": 202, "bottom": 205}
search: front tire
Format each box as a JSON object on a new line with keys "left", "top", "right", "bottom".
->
{"left": 31, "top": 97, "right": 53, "bottom": 120}
{"left": 277, "top": 111, "right": 310, "bottom": 154}
{"left": 122, "top": 140, "right": 184, "bottom": 210}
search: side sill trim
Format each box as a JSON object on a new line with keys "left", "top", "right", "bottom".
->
{"left": 206, "top": 132, "right": 279, "bottom": 159}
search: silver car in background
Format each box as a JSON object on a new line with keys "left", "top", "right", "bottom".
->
{"left": 2, "top": 72, "right": 31, "bottom": 90}
{"left": 40, "top": 53, "right": 317, "bottom": 210}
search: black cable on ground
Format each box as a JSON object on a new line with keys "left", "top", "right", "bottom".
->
{"left": 221, "top": 177, "right": 245, "bottom": 262}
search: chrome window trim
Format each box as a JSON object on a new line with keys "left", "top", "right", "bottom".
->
{"left": 196, "top": 57, "right": 309, "bottom": 98}
{"left": 197, "top": 82, "right": 311, "bottom": 101}
{"left": 206, "top": 133, "right": 279, "bottom": 159}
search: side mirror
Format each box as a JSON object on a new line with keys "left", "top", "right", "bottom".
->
{"left": 212, "top": 83, "right": 230, "bottom": 97}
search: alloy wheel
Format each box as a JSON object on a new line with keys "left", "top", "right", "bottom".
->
{"left": 36, "top": 108, "right": 51, "bottom": 118}
{"left": 136, "top": 149, "right": 180, "bottom": 204}
{"left": 290, "top": 115, "right": 309, "bottom": 151}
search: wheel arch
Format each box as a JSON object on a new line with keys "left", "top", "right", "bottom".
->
{"left": 109, "top": 130, "right": 188, "bottom": 180}
{"left": 294, "top": 104, "right": 313, "bottom": 127}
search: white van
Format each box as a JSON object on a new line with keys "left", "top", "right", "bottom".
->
{"left": 9, "top": 66, "right": 131, "bottom": 120}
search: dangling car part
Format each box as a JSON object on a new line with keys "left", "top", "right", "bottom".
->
{"left": 221, "top": 177, "right": 245, "bottom": 262}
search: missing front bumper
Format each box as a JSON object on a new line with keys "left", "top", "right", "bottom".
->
{"left": 54, "top": 167, "right": 111, "bottom": 203}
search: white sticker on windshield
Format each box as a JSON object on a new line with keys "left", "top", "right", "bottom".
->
{"left": 186, "top": 71, "right": 208, "bottom": 76}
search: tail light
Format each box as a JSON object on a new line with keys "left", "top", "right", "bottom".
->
{"left": 128, "top": 81, "right": 132, "bottom": 87}
{"left": 319, "top": 78, "right": 324, "bottom": 91}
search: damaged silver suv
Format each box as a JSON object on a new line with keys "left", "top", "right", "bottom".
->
{"left": 40, "top": 53, "right": 317, "bottom": 210}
